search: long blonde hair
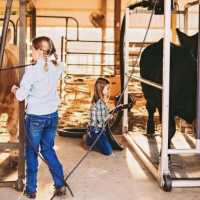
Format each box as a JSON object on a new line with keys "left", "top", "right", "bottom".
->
{"left": 91, "top": 77, "right": 110, "bottom": 103}
{"left": 32, "top": 36, "right": 59, "bottom": 71}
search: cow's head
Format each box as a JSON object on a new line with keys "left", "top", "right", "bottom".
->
{"left": 0, "top": 28, "right": 12, "bottom": 49}
{"left": 176, "top": 28, "right": 198, "bottom": 57}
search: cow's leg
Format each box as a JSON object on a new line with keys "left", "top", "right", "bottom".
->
{"left": 6, "top": 112, "right": 19, "bottom": 162}
{"left": 168, "top": 115, "right": 176, "bottom": 150}
{"left": 158, "top": 105, "right": 162, "bottom": 123}
{"left": 146, "top": 100, "right": 156, "bottom": 135}
{"left": 164, "top": 113, "right": 176, "bottom": 161}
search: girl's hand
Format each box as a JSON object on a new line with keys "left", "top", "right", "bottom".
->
{"left": 104, "top": 114, "right": 113, "bottom": 122}
{"left": 117, "top": 104, "right": 123, "bottom": 108}
{"left": 11, "top": 85, "right": 19, "bottom": 95}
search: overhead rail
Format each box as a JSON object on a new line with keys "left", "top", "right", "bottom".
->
{"left": 184, "top": 0, "right": 199, "bottom": 9}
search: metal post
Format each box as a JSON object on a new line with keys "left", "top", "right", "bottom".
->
{"left": 65, "top": 18, "right": 68, "bottom": 63}
{"left": 31, "top": 7, "right": 36, "bottom": 39}
{"left": 184, "top": 8, "right": 188, "bottom": 34}
{"left": 114, "top": 0, "right": 121, "bottom": 75}
{"left": 123, "top": 8, "right": 129, "bottom": 133}
{"left": 0, "top": 0, "right": 13, "bottom": 72}
{"left": 60, "top": 36, "right": 64, "bottom": 99}
{"left": 196, "top": 3, "right": 200, "bottom": 149}
{"left": 16, "top": 0, "right": 26, "bottom": 191}
{"left": 158, "top": 0, "right": 171, "bottom": 187}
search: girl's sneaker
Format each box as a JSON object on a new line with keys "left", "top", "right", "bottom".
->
{"left": 84, "top": 143, "right": 94, "bottom": 151}
{"left": 23, "top": 190, "right": 36, "bottom": 199}
{"left": 83, "top": 134, "right": 94, "bottom": 151}
{"left": 53, "top": 186, "right": 67, "bottom": 197}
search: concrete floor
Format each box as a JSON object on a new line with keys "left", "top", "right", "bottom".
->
{"left": 0, "top": 135, "right": 199, "bottom": 200}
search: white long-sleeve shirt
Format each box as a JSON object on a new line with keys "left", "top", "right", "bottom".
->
{"left": 16, "top": 58, "right": 65, "bottom": 115}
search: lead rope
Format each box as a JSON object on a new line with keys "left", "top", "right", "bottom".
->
{"left": 1, "top": 2, "right": 157, "bottom": 197}
{"left": 190, "top": 49, "right": 198, "bottom": 62}
{"left": 24, "top": 122, "right": 74, "bottom": 197}
{"left": 0, "top": 63, "right": 34, "bottom": 71}
{"left": 50, "top": 1, "right": 158, "bottom": 199}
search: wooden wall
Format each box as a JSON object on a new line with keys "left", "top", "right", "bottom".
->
{"left": 0, "top": 0, "right": 198, "bottom": 30}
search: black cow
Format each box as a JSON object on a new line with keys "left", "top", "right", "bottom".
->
{"left": 140, "top": 29, "right": 198, "bottom": 149}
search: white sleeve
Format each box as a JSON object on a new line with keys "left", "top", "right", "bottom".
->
{"left": 16, "top": 68, "right": 37, "bottom": 101}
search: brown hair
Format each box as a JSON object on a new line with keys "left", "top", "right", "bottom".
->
{"left": 91, "top": 77, "right": 110, "bottom": 103}
{"left": 32, "top": 36, "right": 59, "bottom": 71}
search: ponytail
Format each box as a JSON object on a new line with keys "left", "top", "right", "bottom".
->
{"left": 43, "top": 51, "right": 49, "bottom": 71}
{"left": 32, "top": 36, "right": 60, "bottom": 70}
{"left": 51, "top": 51, "right": 60, "bottom": 67}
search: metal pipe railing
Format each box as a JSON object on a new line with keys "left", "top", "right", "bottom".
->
{"left": 126, "top": 73, "right": 163, "bottom": 90}
{"left": 0, "top": 19, "right": 16, "bottom": 44}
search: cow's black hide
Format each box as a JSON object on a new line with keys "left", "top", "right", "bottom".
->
{"left": 140, "top": 29, "right": 198, "bottom": 148}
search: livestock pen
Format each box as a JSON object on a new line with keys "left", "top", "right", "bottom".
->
{"left": 0, "top": 0, "right": 200, "bottom": 199}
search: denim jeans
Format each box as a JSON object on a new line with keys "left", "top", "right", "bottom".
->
{"left": 86, "top": 127, "right": 112, "bottom": 155}
{"left": 25, "top": 110, "right": 65, "bottom": 194}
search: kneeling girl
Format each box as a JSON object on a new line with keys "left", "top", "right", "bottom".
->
{"left": 84, "top": 77, "right": 113, "bottom": 155}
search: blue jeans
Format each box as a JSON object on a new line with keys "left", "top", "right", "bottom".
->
{"left": 25, "top": 110, "right": 65, "bottom": 194}
{"left": 86, "top": 127, "right": 112, "bottom": 155}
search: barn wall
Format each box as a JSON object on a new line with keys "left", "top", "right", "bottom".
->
{"left": 0, "top": 0, "right": 198, "bottom": 47}
{"left": 38, "top": 0, "right": 199, "bottom": 30}
{"left": 0, "top": 0, "right": 198, "bottom": 76}
{"left": 0, "top": 0, "right": 198, "bottom": 29}
{"left": 35, "top": 0, "right": 200, "bottom": 30}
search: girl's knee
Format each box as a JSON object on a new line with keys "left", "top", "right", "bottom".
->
{"left": 102, "top": 149, "right": 112, "bottom": 156}
{"left": 40, "top": 148, "right": 55, "bottom": 158}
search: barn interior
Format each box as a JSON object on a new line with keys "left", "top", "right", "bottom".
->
{"left": 0, "top": 0, "right": 200, "bottom": 200}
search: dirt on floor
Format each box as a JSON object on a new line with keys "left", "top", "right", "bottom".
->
{"left": 0, "top": 86, "right": 199, "bottom": 200}
{"left": 57, "top": 91, "right": 150, "bottom": 133}
{"left": 1, "top": 136, "right": 200, "bottom": 200}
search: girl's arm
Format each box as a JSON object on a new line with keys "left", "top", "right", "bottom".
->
{"left": 12, "top": 68, "right": 36, "bottom": 101}
{"left": 104, "top": 113, "right": 112, "bottom": 122}
{"left": 90, "top": 104, "right": 98, "bottom": 126}
{"left": 11, "top": 85, "right": 19, "bottom": 96}
{"left": 104, "top": 104, "right": 123, "bottom": 122}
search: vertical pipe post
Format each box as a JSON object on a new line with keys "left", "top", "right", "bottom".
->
{"left": 101, "top": 0, "right": 107, "bottom": 76}
{"left": 16, "top": 0, "right": 26, "bottom": 191}
{"left": 184, "top": 8, "right": 188, "bottom": 34}
{"left": 65, "top": 18, "right": 68, "bottom": 63}
{"left": 158, "top": 0, "right": 171, "bottom": 187}
{"left": 31, "top": 7, "right": 36, "bottom": 39}
{"left": 196, "top": 3, "right": 200, "bottom": 149}
{"left": 114, "top": 0, "right": 121, "bottom": 75}
{"left": 0, "top": 0, "right": 13, "bottom": 72}
{"left": 60, "top": 36, "right": 64, "bottom": 100}
{"left": 171, "top": 0, "right": 177, "bottom": 43}
{"left": 123, "top": 8, "right": 130, "bottom": 133}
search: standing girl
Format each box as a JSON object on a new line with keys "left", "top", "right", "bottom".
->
{"left": 83, "top": 77, "right": 115, "bottom": 156}
{"left": 11, "top": 36, "right": 66, "bottom": 199}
